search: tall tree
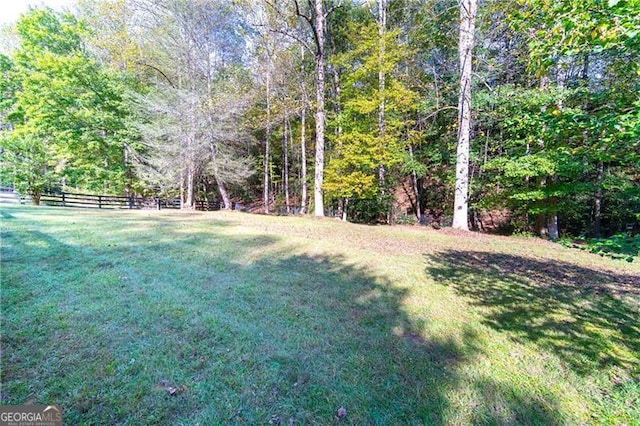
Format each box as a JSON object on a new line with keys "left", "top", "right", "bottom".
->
{"left": 452, "top": 0, "right": 478, "bottom": 230}
{"left": 377, "top": 0, "right": 388, "bottom": 218}
{"left": 325, "top": 20, "right": 419, "bottom": 222}
{"left": 299, "top": 46, "right": 309, "bottom": 214}
{"left": 130, "top": 0, "right": 253, "bottom": 209}
{"left": 0, "top": 8, "right": 135, "bottom": 201}
{"left": 472, "top": 0, "right": 640, "bottom": 238}
{"left": 312, "top": 0, "right": 326, "bottom": 217}
{"left": 290, "top": 0, "right": 330, "bottom": 217}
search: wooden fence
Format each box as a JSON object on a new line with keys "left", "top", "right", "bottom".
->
{"left": 0, "top": 186, "right": 20, "bottom": 204}
{"left": 38, "top": 191, "right": 221, "bottom": 211}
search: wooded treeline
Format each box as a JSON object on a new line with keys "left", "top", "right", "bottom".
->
{"left": 1, "top": 0, "right": 638, "bottom": 240}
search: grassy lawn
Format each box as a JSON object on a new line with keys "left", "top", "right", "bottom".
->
{"left": 1, "top": 205, "right": 638, "bottom": 425}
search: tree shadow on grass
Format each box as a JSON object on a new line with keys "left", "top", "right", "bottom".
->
{"left": 0, "top": 209, "right": 15, "bottom": 219}
{"left": 2, "top": 215, "right": 570, "bottom": 424}
{"left": 425, "top": 250, "right": 640, "bottom": 377}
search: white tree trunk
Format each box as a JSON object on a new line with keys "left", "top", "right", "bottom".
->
{"left": 284, "top": 115, "right": 291, "bottom": 214}
{"left": 452, "top": 0, "right": 477, "bottom": 230}
{"left": 546, "top": 59, "right": 567, "bottom": 240}
{"left": 342, "top": 198, "right": 348, "bottom": 222}
{"left": 547, "top": 205, "right": 559, "bottom": 239}
{"left": 264, "top": 69, "right": 272, "bottom": 214}
{"left": 185, "top": 159, "right": 195, "bottom": 209}
{"left": 377, "top": 0, "right": 386, "bottom": 140}
{"left": 313, "top": 0, "right": 325, "bottom": 217}
{"left": 179, "top": 168, "right": 185, "bottom": 208}
{"left": 377, "top": 0, "right": 388, "bottom": 221}
{"left": 210, "top": 142, "right": 231, "bottom": 210}
{"left": 299, "top": 46, "right": 308, "bottom": 215}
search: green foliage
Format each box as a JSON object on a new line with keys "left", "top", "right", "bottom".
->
{"left": 0, "top": 0, "right": 637, "bottom": 239}
{"left": 325, "top": 21, "right": 420, "bottom": 221}
{"left": 0, "top": 54, "right": 17, "bottom": 115}
{"left": 0, "top": 8, "right": 136, "bottom": 198}
{"left": 474, "top": 58, "right": 639, "bottom": 234}
{"left": 563, "top": 233, "right": 640, "bottom": 262}
{"left": 514, "top": 0, "right": 640, "bottom": 71}
{"left": 465, "top": 0, "right": 638, "bottom": 237}
{"left": 477, "top": 87, "right": 569, "bottom": 214}
{"left": 14, "top": 7, "right": 85, "bottom": 55}
{"left": 0, "top": 133, "right": 54, "bottom": 203}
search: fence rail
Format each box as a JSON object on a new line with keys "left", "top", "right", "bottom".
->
{"left": 38, "top": 191, "right": 220, "bottom": 211}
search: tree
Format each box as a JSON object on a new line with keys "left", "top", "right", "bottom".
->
{"left": 258, "top": 0, "right": 347, "bottom": 216}
{"left": 289, "top": 0, "right": 330, "bottom": 217}
{"left": 128, "top": 0, "right": 253, "bottom": 209}
{"left": 0, "top": 8, "right": 135, "bottom": 202}
{"left": 471, "top": 0, "right": 640, "bottom": 237}
{"left": 325, "top": 19, "right": 419, "bottom": 222}
{"left": 452, "top": 0, "right": 478, "bottom": 230}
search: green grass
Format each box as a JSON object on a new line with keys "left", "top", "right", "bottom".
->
{"left": 1, "top": 205, "right": 639, "bottom": 425}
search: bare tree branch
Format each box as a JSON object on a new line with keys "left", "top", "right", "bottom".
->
{"left": 325, "top": 3, "right": 343, "bottom": 19}
{"left": 254, "top": 21, "right": 313, "bottom": 54}
{"left": 135, "top": 61, "right": 176, "bottom": 88}
{"left": 294, "top": 0, "right": 321, "bottom": 55}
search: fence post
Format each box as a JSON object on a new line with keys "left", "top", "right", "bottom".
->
{"left": 129, "top": 196, "right": 134, "bottom": 209}
{"left": 98, "top": 195, "right": 102, "bottom": 208}
{"left": 62, "top": 192, "right": 66, "bottom": 207}
{"left": 157, "top": 198, "right": 161, "bottom": 210}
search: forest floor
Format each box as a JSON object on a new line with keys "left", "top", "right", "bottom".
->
{"left": 1, "top": 205, "right": 639, "bottom": 425}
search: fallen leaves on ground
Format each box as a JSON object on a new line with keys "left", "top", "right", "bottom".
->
{"left": 156, "top": 380, "right": 186, "bottom": 396}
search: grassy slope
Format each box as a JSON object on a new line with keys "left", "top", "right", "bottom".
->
{"left": 1, "top": 206, "right": 638, "bottom": 425}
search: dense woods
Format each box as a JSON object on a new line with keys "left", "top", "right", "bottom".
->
{"left": 1, "top": 0, "right": 638, "bottom": 241}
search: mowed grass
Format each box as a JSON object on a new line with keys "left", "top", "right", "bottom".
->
{"left": 1, "top": 205, "right": 638, "bottom": 425}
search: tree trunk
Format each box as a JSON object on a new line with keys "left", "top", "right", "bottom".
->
{"left": 184, "top": 159, "right": 195, "bottom": 210}
{"left": 179, "top": 167, "right": 185, "bottom": 208}
{"left": 538, "top": 173, "right": 558, "bottom": 240}
{"left": 546, "top": 60, "right": 567, "bottom": 240}
{"left": 535, "top": 175, "right": 548, "bottom": 237}
{"left": 332, "top": 67, "right": 342, "bottom": 137}
{"left": 264, "top": 69, "right": 271, "bottom": 214}
{"left": 581, "top": 54, "right": 603, "bottom": 238}
{"left": 283, "top": 115, "right": 291, "bottom": 214}
{"left": 123, "top": 143, "right": 132, "bottom": 197}
{"left": 342, "top": 198, "right": 348, "bottom": 222}
{"left": 594, "top": 161, "right": 604, "bottom": 237}
{"left": 547, "top": 214, "right": 559, "bottom": 239}
{"left": 377, "top": 0, "right": 387, "bottom": 218}
{"left": 452, "top": 0, "right": 477, "bottom": 230}
{"left": 216, "top": 176, "right": 231, "bottom": 211}
{"left": 313, "top": 0, "right": 326, "bottom": 217}
{"left": 300, "top": 87, "right": 308, "bottom": 214}
{"left": 535, "top": 76, "right": 549, "bottom": 236}
{"left": 210, "top": 141, "right": 231, "bottom": 210}
{"left": 299, "top": 46, "right": 308, "bottom": 214}
{"left": 31, "top": 191, "right": 41, "bottom": 206}
{"left": 536, "top": 217, "right": 547, "bottom": 237}
{"left": 409, "top": 144, "right": 421, "bottom": 221}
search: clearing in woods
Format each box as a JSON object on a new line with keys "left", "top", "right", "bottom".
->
{"left": 1, "top": 206, "right": 638, "bottom": 424}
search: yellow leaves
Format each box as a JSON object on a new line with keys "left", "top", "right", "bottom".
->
{"left": 344, "top": 97, "right": 378, "bottom": 115}
{"left": 324, "top": 166, "right": 376, "bottom": 198}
